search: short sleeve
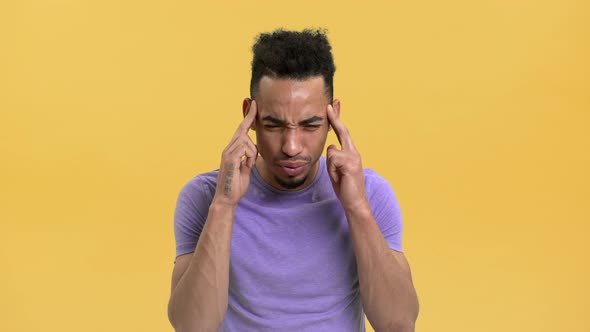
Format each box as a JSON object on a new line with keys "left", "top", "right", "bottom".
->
{"left": 173, "top": 175, "right": 215, "bottom": 262}
{"left": 364, "top": 169, "right": 404, "bottom": 252}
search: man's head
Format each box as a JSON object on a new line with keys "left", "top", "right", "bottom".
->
{"left": 243, "top": 29, "right": 340, "bottom": 191}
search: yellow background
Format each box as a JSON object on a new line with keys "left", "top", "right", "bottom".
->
{"left": 1, "top": 0, "right": 588, "bottom": 331}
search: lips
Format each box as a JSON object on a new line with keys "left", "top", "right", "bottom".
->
{"left": 277, "top": 161, "right": 307, "bottom": 177}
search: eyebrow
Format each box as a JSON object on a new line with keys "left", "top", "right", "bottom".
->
{"left": 261, "top": 115, "right": 324, "bottom": 126}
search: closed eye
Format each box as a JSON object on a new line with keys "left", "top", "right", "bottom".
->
{"left": 304, "top": 125, "right": 321, "bottom": 131}
{"left": 263, "top": 124, "right": 282, "bottom": 130}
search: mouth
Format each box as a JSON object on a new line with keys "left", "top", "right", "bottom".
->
{"left": 277, "top": 161, "right": 307, "bottom": 177}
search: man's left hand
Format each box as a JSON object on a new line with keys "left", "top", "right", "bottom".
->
{"left": 326, "top": 104, "right": 370, "bottom": 212}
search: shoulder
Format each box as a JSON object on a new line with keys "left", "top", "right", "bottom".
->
{"left": 181, "top": 169, "right": 219, "bottom": 193}
{"left": 362, "top": 167, "right": 401, "bottom": 211}
{"left": 174, "top": 169, "right": 220, "bottom": 227}
{"left": 177, "top": 169, "right": 219, "bottom": 205}
{"left": 363, "top": 168, "right": 393, "bottom": 192}
{"left": 362, "top": 167, "right": 404, "bottom": 251}
{"left": 173, "top": 170, "right": 220, "bottom": 258}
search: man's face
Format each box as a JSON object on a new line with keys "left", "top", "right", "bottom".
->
{"left": 246, "top": 76, "right": 338, "bottom": 191}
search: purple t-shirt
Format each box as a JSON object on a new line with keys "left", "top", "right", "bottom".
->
{"left": 173, "top": 156, "right": 403, "bottom": 331}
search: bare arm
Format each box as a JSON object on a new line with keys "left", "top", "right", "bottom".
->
{"left": 346, "top": 206, "right": 419, "bottom": 332}
{"left": 167, "top": 101, "right": 258, "bottom": 332}
{"left": 168, "top": 203, "right": 236, "bottom": 332}
{"left": 326, "top": 104, "right": 419, "bottom": 331}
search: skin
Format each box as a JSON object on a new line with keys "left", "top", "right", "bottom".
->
{"left": 324, "top": 104, "right": 419, "bottom": 331}
{"left": 168, "top": 75, "right": 419, "bottom": 332}
{"left": 167, "top": 102, "right": 258, "bottom": 332}
{"left": 244, "top": 76, "right": 337, "bottom": 192}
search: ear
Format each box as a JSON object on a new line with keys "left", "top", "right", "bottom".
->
{"left": 332, "top": 99, "right": 341, "bottom": 117}
{"left": 242, "top": 98, "right": 256, "bottom": 131}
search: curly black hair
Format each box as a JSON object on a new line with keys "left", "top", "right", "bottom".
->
{"left": 250, "top": 28, "right": 336, "bottom": 101}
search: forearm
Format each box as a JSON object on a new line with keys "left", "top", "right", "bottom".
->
{"left": 168, "top": 202, "right": 236, "bottom": 332}
{"left": 346, "top": 204, "right": 419, "bottom": 332}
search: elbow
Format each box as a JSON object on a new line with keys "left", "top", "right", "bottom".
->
{"left": 167, "top": 296, "right": 183, "bottom": 330}
{"left": 372, "top": 306, "right": 419, "bottom": 332}
{"left": 384, "top": 289, "right": 419, "bottom": 332}
{"left": 167, "top": 302, "right": 185, "bottom": 332}
{"left": 168, "top": 299, "right": 226, "bottom": 332}
{"left": 388, "top": 304, "right": 419, "bottom": 332}
{"left": 372, "top": 319, "right": 415, "bottom": 332}
{"left": 389, "top": 320, "right": 416, "bottom": 332}
{"left": 168, "top": 315, "right": 220, "bottom": 332}
{"left": 167, "top": 304, "right": 180, "bottom": 331}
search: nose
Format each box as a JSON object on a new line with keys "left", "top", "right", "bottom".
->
{"left": 281, "top": 128, "right": 303, "bottom": 157}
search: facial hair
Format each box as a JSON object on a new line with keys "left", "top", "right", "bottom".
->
{"left": 273, "top": 174, "right": 309, "bottom": 190}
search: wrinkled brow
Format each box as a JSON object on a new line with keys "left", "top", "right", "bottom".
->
{"left": 298, "top": 116, "right": 323, "bottom": 125}
{"left": 261, "top": 115, "right": 324, "bottom": 125}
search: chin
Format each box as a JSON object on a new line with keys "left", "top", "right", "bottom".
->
{"left": 273, "top": 174, "right": 309, "bottom": 190}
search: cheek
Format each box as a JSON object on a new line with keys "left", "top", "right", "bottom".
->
{"left": 255, "top": 131, "right": 276, "bottom": 155}
{"left": 307, "top": 131, "right": 329, "bottom": 152}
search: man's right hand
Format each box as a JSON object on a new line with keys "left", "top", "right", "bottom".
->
{"left": 212, "top": 100, "right": 258, "bottom": 207}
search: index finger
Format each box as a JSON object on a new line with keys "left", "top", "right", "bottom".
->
{"left": 237, "top": 100, "right": 258, "bottom": 134}
{"left": 326, "top": 104, "right": 355, "bottom": 150}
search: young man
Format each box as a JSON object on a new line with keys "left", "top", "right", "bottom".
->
{"left": 168, "top": 29, "right": 419, "bottom": 332}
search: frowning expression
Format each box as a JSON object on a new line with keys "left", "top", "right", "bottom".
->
{"left": 244, "top": 76, "right": 340, "bottom": 191}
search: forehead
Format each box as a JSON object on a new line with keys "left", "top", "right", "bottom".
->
{"left": 257, "top": 76, "right": 328, "bottom": 119}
